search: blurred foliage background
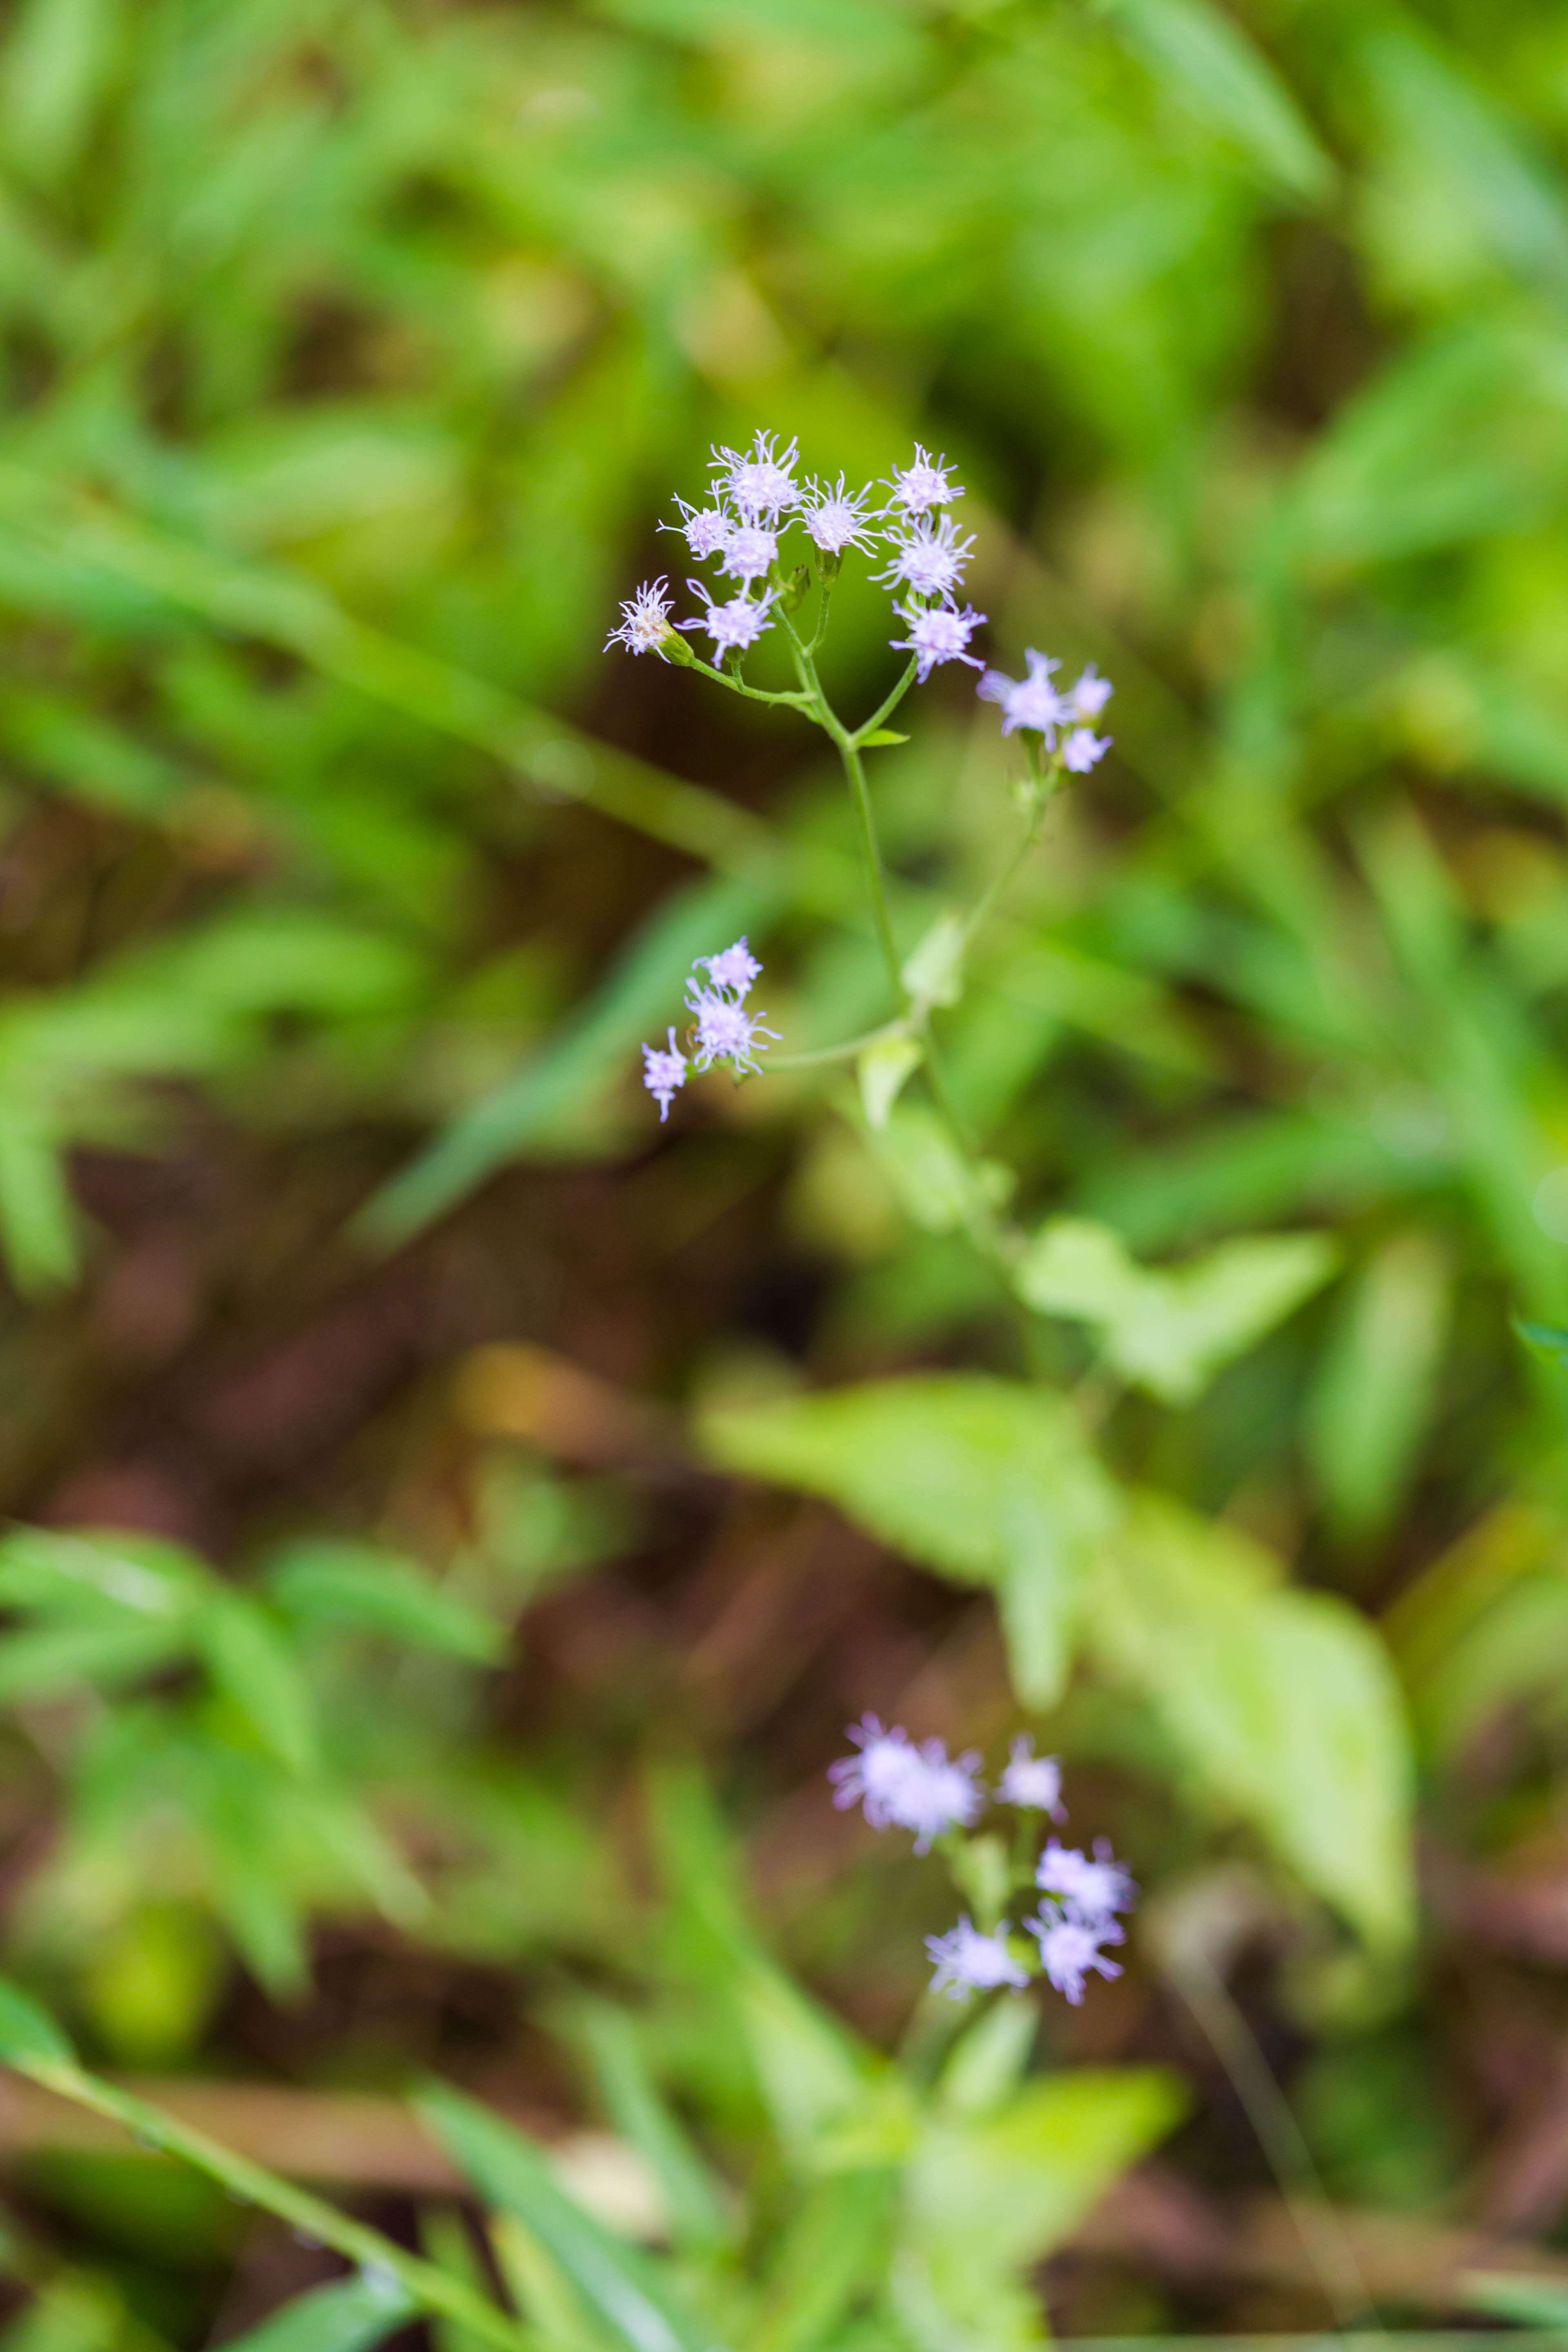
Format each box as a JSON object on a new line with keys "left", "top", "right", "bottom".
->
{"left": 9, "top": 0, "right": 1568, "bottom": 2345}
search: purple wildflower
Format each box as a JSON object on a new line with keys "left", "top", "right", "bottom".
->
{"left": 1065, "top": 664, "right": 1112, "bottom": 722}
{"left": 995, "top": 1735, "right": 1065, "bottom": 1819}
{"left": 891, "top": 599, "right": 986, "bottom": 682}
{"left": 884, "top": 444, "right": 964, "bottom": 516}
{"left": 710, "top": 430, "right": 800, "bottom": 521}
{"left": 1062, "top": 727, "right": 1111, "bottom": 773}
{"left": 605, "top": 577, "right": 675, "bottom": 656}
{"left": 667, "top": 499, "right": 734, "bottom": 560}
{"left": 877, "top": 513, "right": 975, "bottom": 602}
{"left": 685, "top": 982, "right": 779, "bottom": 1076}
{"left": 977, "top": 650, "right": 1067, "bottom": 742}
{"left": 679, "top": 582, "right": 777, "bottom": 658}
{"left": 694, "top": 937, "right": 762, "bottom": 998}
{"left": 1030, "top": 1912, "right": 1124, "bottom": 2005}
{"left": 830, "top": 1716, "right": 922, "bottom": 1829}
{"left": 926, "top": 1916, "right": 1029, "bottom": 2000}
{"left": 1036, "top": 1837, "right": 1137, "bottom": 1926}
{"left": 717, "top": 523, "right": 779, "bottom": 586}
{"left": 802, "top": 473, "right": 878, "bottom": 557}
{"left": 641, "top": 1027, "right": 688, "bottom": 1122}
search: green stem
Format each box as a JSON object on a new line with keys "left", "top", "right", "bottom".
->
{"left": 770, "top": 1017, "right": 910, "bottom": 1071}
{"left": 961, "top": 756, "right": 1060, "bottom": 955}
{"left": 677, "top": 648, "right": 813, "bottom": 708}
{"left": 851, "top": 657, "right": 919, "bottom": 747}
{"left": 20, "top": 2056, "right": 531, "bottom": 2352}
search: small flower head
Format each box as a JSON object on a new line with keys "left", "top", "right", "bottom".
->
{"left": 877, "top": 513, "right": 975, "bottom": 602}
{"left": 606, "top": 577, "right": 675, "bottom": 657}
{"left": 1065, "top": 663, "right": 1112, "bottom": 722}
{"left": 1030, "top": 1911, "right": 1123, "bottom": 2005}
{"left": 802, "top": 473, "right": 878, "bottom": 557}
{"left": 718, "top": 522, "right": 779, "bottom": 586}
{"left": 679, "top": 582, "right": 777, "bottom": 657}
{"left": 926, "top": 1915, "right": 1029, "bottom": 2001}
{"left": 667, "top": 499, "right": 734, "bottom": 560}
{"left": 685, "top": 982, "right": 780, "bottom": 1076}
{"left": 891, "top": 599, "right": 986, "bottom": 683}
{"left": 897, "top": 1737, "right": 985, "bottom": 1853}
{"left": 641, "top": 1027, "right": 688, "bottom": 1122}
{"left": 695, "top": 937, "right": 762, "bottom": 998}
{"left": 830, "top": 1716, "right": 922, "bottom": 1830}
{"left": 977, "top": 648, "right": 1067, "bottom": 742}
{"left": 996, "top": 1735, "right": 1065, "bottom": 1819}
{"left": 710, "top": 429, "right": 801, "bottom": 522}
{"left": 1062, "top": 726, "right": 1111, "bottom": 774}
{"left": 1036, "top": 1837, "right": 1137, "bottom": 1925}
{"left": 885, "top": 444, "right": 964, "bottom": 516}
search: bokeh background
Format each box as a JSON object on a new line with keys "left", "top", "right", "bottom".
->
{"left": 9, "top": 0, "right": 1568, "bottom": 2343}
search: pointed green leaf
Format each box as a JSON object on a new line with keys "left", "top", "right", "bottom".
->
{"left": 0, "top": 1971, "right": 74, "bottom": 2067}
{"left": 216, "top": 2274, "right": 416, "bottom": 2352}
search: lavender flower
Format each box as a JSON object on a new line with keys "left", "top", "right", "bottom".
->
{"left": 717, "top": 523, "right": 779, "bottom": 586}
{"left": 605, "top": 577, "right": 675, "bottom": 657}
{"left": 884, "top": 444, "right": 964, "bottom": 516}
{"left": 926, "top": 1915, "right": 1029, "bottom": 2000}
{"left": 641, "top": 1028, "right": 687, "bottom": 1122}
{"left": 694, "top": 937, "right": 762, "bottom": 998}
{"left": 828, "top": 1719, "right": 983, "bottom": 1850}
{"left": 1036, "top": 1837, "right": 1137, "bottom": 1925}
{"left": 995, "top": 1735, "right": 1065, "bottom": 1819}
{"left": 891, "top": 600, "right": 985, "bottom": 683}
{"left": 802, "top": 473, "right": 878, "bottom": 557}
{"left": 710, "top": 429, "right": 800, "bottom": 521}
{"left": 680, "top": 582, "right": 777, "bottom": 658}
{"left": 685, "top": 983, "right": 779, "bottom": 1076}
{"left": 1062, "top": 727, "right": 1111, "bottom": 774}
{"left": 877, "top": 513, "right": 975, "bottom": 602}
{"left": 977, "top": 650, "right": 1067, "bottom": 741}
{"left": 1065, "top": 664, "right": 1112, "bottom": 722}
{"left": 830, "top": 1716, "right": 922, "bottom": 1829}
{"left": 668, "top": 499, "right": 733, "bottom": 559}
{"left": 1030, "top": 1912, "right": 1124, "bottom": 2005}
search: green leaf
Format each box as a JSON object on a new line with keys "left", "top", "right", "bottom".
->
{"left": 418, "top": 2085, "right": 718, "bottom": 2352}
{"left": 754, "top": 2170, "right": 896, "bottom": 2352}
{"left": 579, "top": 2005, "right": 732, "bottom": 2253}
{"left": 1091, "top": 1497, "right": 1415, "bottom": 1949}
{"left": 1015, "top": 1218, "right": 1336, "bottom": 1404}
{"left": 900, "top": 911, "right": 965, "bottom": 1010}
{"left": 0, "top": 1971, "right": 74, "bottom": 2067}
{"left": 194, "top": 1595, "right": 318, "bottom": 1775}
{"left": 1517, "top": 1317, "right": 1568, "bottom": 1367}
{"left": 0, "top": 1118, "right": 78, "bottom": 1292}
{"left": 1107, "top": 0, "right": 1335, "bottom": 206}
{"left": 266, "top": 1543, "right": 506, "bottom": 1664}
{"left": 1307, "top": 1231, "right": 1452, "bottom": 1541}
{"left": 1463, "top": 2274, "right": 1568, "bottom": 2326}
{"left": 700, "top": 1376, "right": 1115, "bottom": 1708}
{"left": 893, "top": 2069, "right": 1185, "bottom": 2352}
{"left": 216, "top": 2275, "right": 416, "bottom": 2352}
{"left": 860, "top": 728, "right": 908, "bottom": 747}
{"left": 856, "top": 1033, "right": 921, "bottom": 1131}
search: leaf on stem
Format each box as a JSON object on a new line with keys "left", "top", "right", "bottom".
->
{"left": 857, "top": 1035, "right": 921, "bottom": 1129}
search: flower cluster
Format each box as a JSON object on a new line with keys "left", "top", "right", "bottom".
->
{"left": 830, "top": 1719, "right": 1135, "bottom": 2005}
{"left": 604, "top": 430, "right": 988, "bottom": 684}
{"left": 977, "top": 651, "right": 1114, "bottom": 770}
{"left": 639, "top": 937, "right": 778, "bottom": 1122}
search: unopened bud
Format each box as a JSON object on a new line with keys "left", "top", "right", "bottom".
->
{"left": 781, "top": 563, "right": 812, "bottom": 613}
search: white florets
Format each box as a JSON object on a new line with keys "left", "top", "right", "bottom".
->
{"left": 668, "top": 499, "right": 734, "bottom": 559}
{"left": 605, "top": 577, "right": 675, "bottom": 657}
{"left": 641, "top": 1028, "right": 688, "bottom": 1123}
{"left": 885, "top": 444, "right": 964, "bottom": 516}
{"left": 680, "top": 583, "right": 777, "bottom": 657}
{"left": 718, "top": 523, "right": 779, "bottom": 585}
{"left": 891, "top": 600, "right": 986, "bottom": 683}
{"left": 802, "top": 473, "right": 878, "bottom": 557}
{"left": 710, "top": 429, "right": 800, "bottom": 521}
{"left": 1036, "top": 1837, "right": 1137, "bottom": 1926}
{"left": 926, "top": 1916, "right": 1029, "bottom": 2000}
{"left": 977, "top": 649, "right": 1067, "bottom": 741}
{"left": 1030, "top": 1913, "right": 1124, "bottom": 2005}
{"left": 877, "top": 513, "right": 975, "bottom": 602}
{"left": 695, "top": 937, "right": 762, "bottom": 998}
{"left": 995, "top": 1735, "right": 1065, "bottom": 1819}
{"left": 1062, "top": 727, "right": 1112, "bottom": 773}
